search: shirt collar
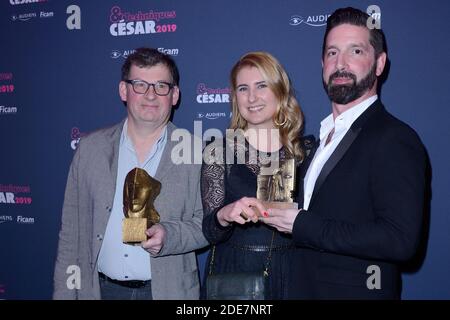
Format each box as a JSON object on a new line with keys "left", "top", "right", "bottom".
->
{"left": 120, "top": 119, "right": 168, "bottom": 161}
{"left": 319, "top": 95, "right": 378, "bottom": 141}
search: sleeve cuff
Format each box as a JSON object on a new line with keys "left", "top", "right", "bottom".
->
{"left": 213, "top": 209, "right": 233, "bottom": 231}
{"left": 292, "top": 209, "right": 322, "bottom": 250}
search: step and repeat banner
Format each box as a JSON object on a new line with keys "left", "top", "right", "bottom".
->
{"left": 1, "top": 0, "right": 449, "bottom": 299}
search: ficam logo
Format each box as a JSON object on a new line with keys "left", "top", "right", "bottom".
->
{"left": 39, "top": 11, "right": 54, "bottom": 18}
{"left": 196, "top": 83, "right": 230, "bottom": 104}
{"left": 17, "top": 215, "right": 35, "bottom": 224}
{"left": 158, "top": 47, "right": 179, "bottom": 56}
{"left": 289, "top": 13, "right": 330, "bottom": 27}
{"left": 0, "top": 105, "right": 18, "bottom": 115}
{"left": 0, "top": 184, "right": 32, "bottom": 205}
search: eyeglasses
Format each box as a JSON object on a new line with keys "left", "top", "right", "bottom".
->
{"left": 124, "top": 79, "right": 175, "bottom": 96}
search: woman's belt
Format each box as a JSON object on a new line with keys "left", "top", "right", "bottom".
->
{"left": 230, "top": 243, "right": 295, "bottom": 252}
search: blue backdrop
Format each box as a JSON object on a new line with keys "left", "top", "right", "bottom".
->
{"left": 1, "top": 0, "right": 449, "bottom": 299}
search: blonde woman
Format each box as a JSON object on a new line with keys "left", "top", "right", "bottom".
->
{"left": 201, "top": 52, "right": 314, "bottom": 299}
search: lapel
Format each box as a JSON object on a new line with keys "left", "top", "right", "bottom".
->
{"left": 103, "top": 120, "right": 124, "bottom": 203}
{"left": 154, "top": 122, "right": 176, "bottom": 182}
{"left": 296, "top": 136, "right": 319, "bottom": 207}
{"left": 299, "top": 136, "right": 318, "bottom": 179}
{"left": 107, "top": 120, "right": 125, "bottom": 190}
{"left": 308, "top": 100, "right": 383, "bottom": 207}
{"left": 92, "top": 119, "right": 124, "bottom": 267}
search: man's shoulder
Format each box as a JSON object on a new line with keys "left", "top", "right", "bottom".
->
{"left": 367, "top": 103, "right": 424, "bottom": 147}
{"left": 378, "top": 105, "right": 419, "bottom": 132}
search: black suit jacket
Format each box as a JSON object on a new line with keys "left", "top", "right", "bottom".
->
{"left": 290, "top": 100, "right": 426, "bottom": 299}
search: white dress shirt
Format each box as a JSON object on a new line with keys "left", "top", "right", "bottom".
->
{"left": 303, "top": 95, "right": 378, "bottom": 210}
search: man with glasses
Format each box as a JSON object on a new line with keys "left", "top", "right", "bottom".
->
{"left": 53, "top": 48, "right": 208, "bottom": 300}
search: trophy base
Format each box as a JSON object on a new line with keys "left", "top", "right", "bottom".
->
{"left": 122, "top": 218, "right": 148, "bottom": 244}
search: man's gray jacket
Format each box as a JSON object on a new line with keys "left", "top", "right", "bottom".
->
{"left": 53, "top": 120, "right": 208, "bottom": 299}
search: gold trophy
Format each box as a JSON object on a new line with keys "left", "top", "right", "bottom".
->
{"left": 122, "top": 168, "right": 161, "bottom": 244}
{"left": 257, "top": 158, "right": 298, "bottom": 211}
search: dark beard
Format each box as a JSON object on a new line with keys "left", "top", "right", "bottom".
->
{"left": 323, "top": 63, "right": 377, "bottom": 104}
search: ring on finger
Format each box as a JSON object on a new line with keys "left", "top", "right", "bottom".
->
{"left": 239, "top": 212, "right": 249, "bottom": 220}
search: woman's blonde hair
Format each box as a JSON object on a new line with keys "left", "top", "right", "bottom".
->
{"left": 229, "top": 51, "right": 304, "bottom": 160}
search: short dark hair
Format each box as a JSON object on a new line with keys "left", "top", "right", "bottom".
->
{"left": 121, "top": 47, "right": 179, "bottom": 85}
{"left": 322, "top": 7, "right": 386, "bottom": 59}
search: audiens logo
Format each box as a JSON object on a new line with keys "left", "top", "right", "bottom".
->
{"left": 196, "top": 83, "right": 230, "bottom": 104}
{"left": 109, "top": 6, "right": 177, "bottom": 37}
{"left": 0, "top": 215, "right": 13, "bottom": 224}
{"left": 70, "top": 127, "right": 86, "bottom": 150}
{"left": 290, "top": 6, "right": 382, "bottom": 29}
{"left": 0, "top": 184, "right": 32, "bottom": 205}
{"left": 111, "top": 49, "right": 135, "bottom": 59}
{"left": 196, "top": 112, "right": 228, "bottom": 120}
{"left": 289, "top": 13, "right": 330, "bottom": 27}
{"left": 11, "top": 12, "right": 36, "bottom": 21}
